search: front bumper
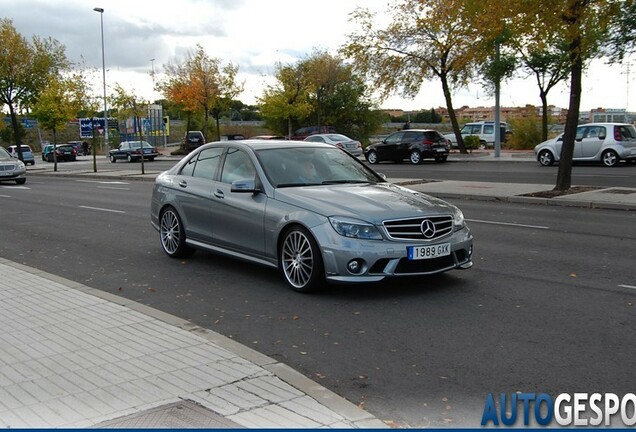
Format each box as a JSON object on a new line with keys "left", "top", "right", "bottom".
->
{"left": 311, "top": 223, "right": 473, "bottom": 283}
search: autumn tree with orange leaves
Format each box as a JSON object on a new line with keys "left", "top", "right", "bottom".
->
{"left": 158, "top": 44, "right": 243, "bottom": 142}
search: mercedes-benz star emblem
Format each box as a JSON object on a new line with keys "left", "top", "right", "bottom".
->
{"left": 421, "top": 219, "right": 436, "bottom": 238}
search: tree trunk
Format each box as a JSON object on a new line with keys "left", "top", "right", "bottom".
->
{"left": 441, "top": 74, "right": 466, "bottom": 153}
{"left": 540, "top": 91, "right": 549, "bottom": 142}
{"left": 555, "top": 1, "right": 585, "bottom": 191}
{"left": 8, "top": 104, "right": 24, "bottom": 162}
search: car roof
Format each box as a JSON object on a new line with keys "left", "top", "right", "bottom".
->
{"left": 198, "top": 139, "right": 333, "bottom": 152}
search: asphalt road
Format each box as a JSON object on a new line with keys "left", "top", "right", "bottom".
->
{"left": 35, "top": 154, "right": 636, "bottom": 188}
{"left": 2, "top": 176, "right": 635, "bottom": 427}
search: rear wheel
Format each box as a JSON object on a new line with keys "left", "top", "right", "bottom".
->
{"left": 159, "top": 207, "right": 195, "bottom": 258}
{"left": 601, "top": 149, "right": 619, "bottom": 167}
{"left": 435, "top": 155, "right": 448, "bottom": 163}
{"left": 127, "top": 154, "right": 134, "bottom": 163}
{"left": 279, "top": 226, "right": 324, "bottom": 293}
{"left": 409, "top": 150, "right": 422, "bottom": 164}
{"left": 16, "top": 178, "right": 26, "bottom": 185}
{"left": 366, "top": 150, "right": 378, "bottom": 164}
{"left": 538, "top": 150, "right": 554, "bottom": 166}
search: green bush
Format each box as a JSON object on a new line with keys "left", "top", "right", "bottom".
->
{"left": 507, "top": 117, "right": 542, "bottom": 150}
{"left": 463, "top": 135, "right": 480, "bottom": 150}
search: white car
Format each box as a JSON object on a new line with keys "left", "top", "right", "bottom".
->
{"left": 304, "top": 133, "right": 363, "bottom": 156}
{"left": 534, "top": 123, "right": 636, "bottom": 167}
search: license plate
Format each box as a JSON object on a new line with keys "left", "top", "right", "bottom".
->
{"left": 435, "top": 148, "right": 446, "bottom": 152}
{"left": 407, "top": 243, "right": 451, "bottom": 260}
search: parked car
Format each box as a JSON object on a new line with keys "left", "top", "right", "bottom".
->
{"left": 150, "top": 140, "right": 473, "bottom": 293}
{"left": 0, "top": 146, "right": 26, "bottom": 185}
{"left": 8, "top": 145, "right": 35, "bottom": 166}
{"left": 304, "top": 133, "right": 363, "bottom": 157}
{"left": 290, "top": 125, "right": 336, "bottom": 140}
{"left": 250, "top": 135, "right": 286, "bottom": 140}
{"left": 42, "top": 144, "right": 77, "bottom": 162}
{"left": 443, "top": 121, "right": 511, "bottom": 149}
{"left": 67, "top": 140, "right": 90, "bottom": 156}
{"left": 184, "top": 131, "right": 205, "bottom": 151}
{"left": 364, "top": 129, "right": 450, "bottom": 164}
{"left": 109, "top": 141, "right": 159, "bottom": 163}
{"left": 534, "top": 122, "right": 636, "bottom": 167}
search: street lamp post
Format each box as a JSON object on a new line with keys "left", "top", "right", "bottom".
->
{"left": 93, "top": 7, "right": 109, "bottom": 154}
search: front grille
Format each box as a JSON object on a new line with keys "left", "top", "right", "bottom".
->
{"left": 394, "top": 255, "right": 455, "bottom": 274}
{"left": 383, "top": 215, "right": 453, "bottom": 241}
{"left": 0, "top": 164, "right": 17, "bottom": 171}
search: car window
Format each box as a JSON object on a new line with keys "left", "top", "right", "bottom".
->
{"left": 121, "top": 143, "right": 129, "bottom": 150}
{"left": 585, "top": 126, "right": 604, "bottom": 138}
{"left": 220, "top": 148, "right": 256, "bottom": 184}
{"left": 0, "top": 147, "right": 11, "bottom": 159}
{"left": 483, "top": 125, "right": 494, "bottom": 134}
{"left": 305, "top": 136, "right": 323, "bottom": 142}
{"left": 404, "top": 131, "right": 423, "bottom": 142}
{"left": 385, "top": 132, "right": 405, "bottom": 144}
{"left": 576, "top": 127, "right": 586, "bottom": 140}
{"left": 192, "top": 147, "right": 223, "bottom": 180}
{"left": 179, "top": 154, "right": 197, "bottom": 177}
{"left": 615, "top": 125, "right": 636, "bottom": 140}
{"left": 424, "top": 131, "right": 442, "bottom": 141}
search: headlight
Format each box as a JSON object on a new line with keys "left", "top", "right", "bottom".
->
{"left": 329, "top": 217, "right": 382, "bottom": 240}
{"left": 452, "top": 207, "right": 465, "bottom": 228}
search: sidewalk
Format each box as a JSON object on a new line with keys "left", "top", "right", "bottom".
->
{"left": 0, "top": 258, "right": 386, "bottom": 428}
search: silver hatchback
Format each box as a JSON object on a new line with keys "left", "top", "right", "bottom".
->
{"left": 150, "top": 140, "right": 473, "bottom": 292}
{"left": 534, "top": 122, "right": 636, "bottom": 167}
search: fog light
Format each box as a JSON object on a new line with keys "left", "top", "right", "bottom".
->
{"left": 347, "top": 259, "right": 364, "bottom": 274}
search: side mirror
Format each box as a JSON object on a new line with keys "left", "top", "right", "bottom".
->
{"left": 231, "top": 178, "right": 260, "bottom": 194}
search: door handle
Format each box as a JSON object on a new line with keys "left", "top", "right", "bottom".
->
{"left": 214, "top": 189, "right": 225, "bottom": 199}
{"left": 178, "top": 180, "right": 187, "bottom": 188}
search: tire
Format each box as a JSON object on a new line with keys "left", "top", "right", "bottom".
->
{"left": 409, "top": 150, "right": 422, "bottom": 165}
{"left": 110, "top": 154, "right": 117, "bottom": 163}
{"left": 538, "top": 150, "right": 554, "bottom": 166}
{"left": 148, "top": 157, "right": 155, "bottom": 162}
{"left": 47, "top": 154, "right": 54, "bottom": 163}
{"left": 366, "top": 150, "right": 378, "bottom": 164}
{"left": 127, "top": 154, "right": 134, "bottom": 163}
{"left": 159, "top": 207, "right": 195, "bottom": 258}
{"left": 279, "top": 226, "right": 324, "bottom": 293}
{"left": 479, "top": 141, "right": 487, "bottom": 150}
{"left": 601, "top": 149, "right": 619, "bottom": 167}
{"left": 15, "top": 178, "right": 26, "bottom": 185}
{"left": 435, "top": 156, "right": 448, "bottom": 163}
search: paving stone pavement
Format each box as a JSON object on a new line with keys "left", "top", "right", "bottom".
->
{"left": 0, "top": 258, "right": 387, "bottom": 428}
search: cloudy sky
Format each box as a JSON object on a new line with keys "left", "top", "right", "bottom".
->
{"left": 3, "top": 0, "right": 634, "bottom": 113}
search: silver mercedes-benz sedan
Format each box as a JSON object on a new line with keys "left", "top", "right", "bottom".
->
{"left": 150, "top": 140, "right": 473, "bottom": 292}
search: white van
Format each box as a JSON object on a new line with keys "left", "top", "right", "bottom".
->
{"left": 444, "top": 121, "right": 511, "bottom": 149}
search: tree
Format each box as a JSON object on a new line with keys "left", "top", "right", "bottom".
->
{"left": 510, "top": 0, "right": 617, "bottom": 190}
{"left": 259, "top": 62, "right": 313, "bottom": 138}
{"left": 259, "top": 51, "right": 383, "bottom": 141}
{"left": 158, "top": 44, "right": 243, "bottom": 142}
{"left": 111, "top": 85, "right": 150, "bottom": 174}
{"left": 0, "top": 18, "right": 68, "bottom": 162}
{"left": 31, "top": 70, "right": 96, "bottom": 172}
{"left": 342, "top": 0, "right": 500, "bottom": 153}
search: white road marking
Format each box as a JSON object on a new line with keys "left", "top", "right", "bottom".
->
{"left": 618, "top": 284, "right": 636, "bottom": 290}
{"left": 466, "top": 219, "right": 549, "bottom": 230}
{"left": 76, "top": 180, "right": 130, "bottom": 185}
{"left": 0, "top": 194, "right": 11, "bottom": 198}
{"left": 97, "top": 186, "right": 131, "bottom": 191}
{"left": 79, "top": 205, "right": 125, "bottom": 214}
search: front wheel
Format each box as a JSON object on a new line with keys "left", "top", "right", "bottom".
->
{"left": 159, "top": 207, "right": 195, "bottom": 258}
{"left": 538, "top": 150, "right": 554, "bottom": 166}
{"left": 110, "top": 155, "right": 117, "bottom": 163}
{"left": 16, "top": 178, "right": 26, "bottom": 185}
{"left": 127, "top": 154, "right": 134, "bottom": 163}
{"left": 409, "top": 150, "right": 422, "bottom": 164}
{"left": 366, "top": 150, "right": 378, "bottom": 164}
{"left": 601, "top": 149, "right": 619, "bottom": 167}
{"left": 279, "top": 226, "right": 324, "bottom": 293}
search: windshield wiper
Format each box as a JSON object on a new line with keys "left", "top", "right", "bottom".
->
{"left": 276, "top": 182, "right": 322, "bottom": 188}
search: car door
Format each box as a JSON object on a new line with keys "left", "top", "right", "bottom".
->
{"left": 173, "top": 147, "right": 223, "bottom": 244}
{"left": 580, "top": 125, "right": 605, "bottom": 159}
{"left": 380, "top": 131, "right": 406, "bottom": 161}
{"left": 211, "top": 148, "right": 267, "bottom": 258}
{"left": 572, "top": 126, "right": 586, "bottom": 159}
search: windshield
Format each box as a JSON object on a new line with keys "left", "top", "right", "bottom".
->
{"left": 128, "top": 141, "right": 153, "bottom": 149}
{"left": 0, "top": 147, "right": 11, "bottom": 160}
{"left": 256, "top": 146, "right": 384, "bottom": 187}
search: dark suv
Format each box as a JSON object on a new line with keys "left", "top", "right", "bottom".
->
{"left": 184, "top": 131, "right": 205, "bottom": 151}
{"left": 364, "top": 129, "right": 450, "bottom": 164}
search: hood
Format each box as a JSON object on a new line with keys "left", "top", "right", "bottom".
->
{"left": 273, "top": 182, "right": 456, "bottom": 223}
